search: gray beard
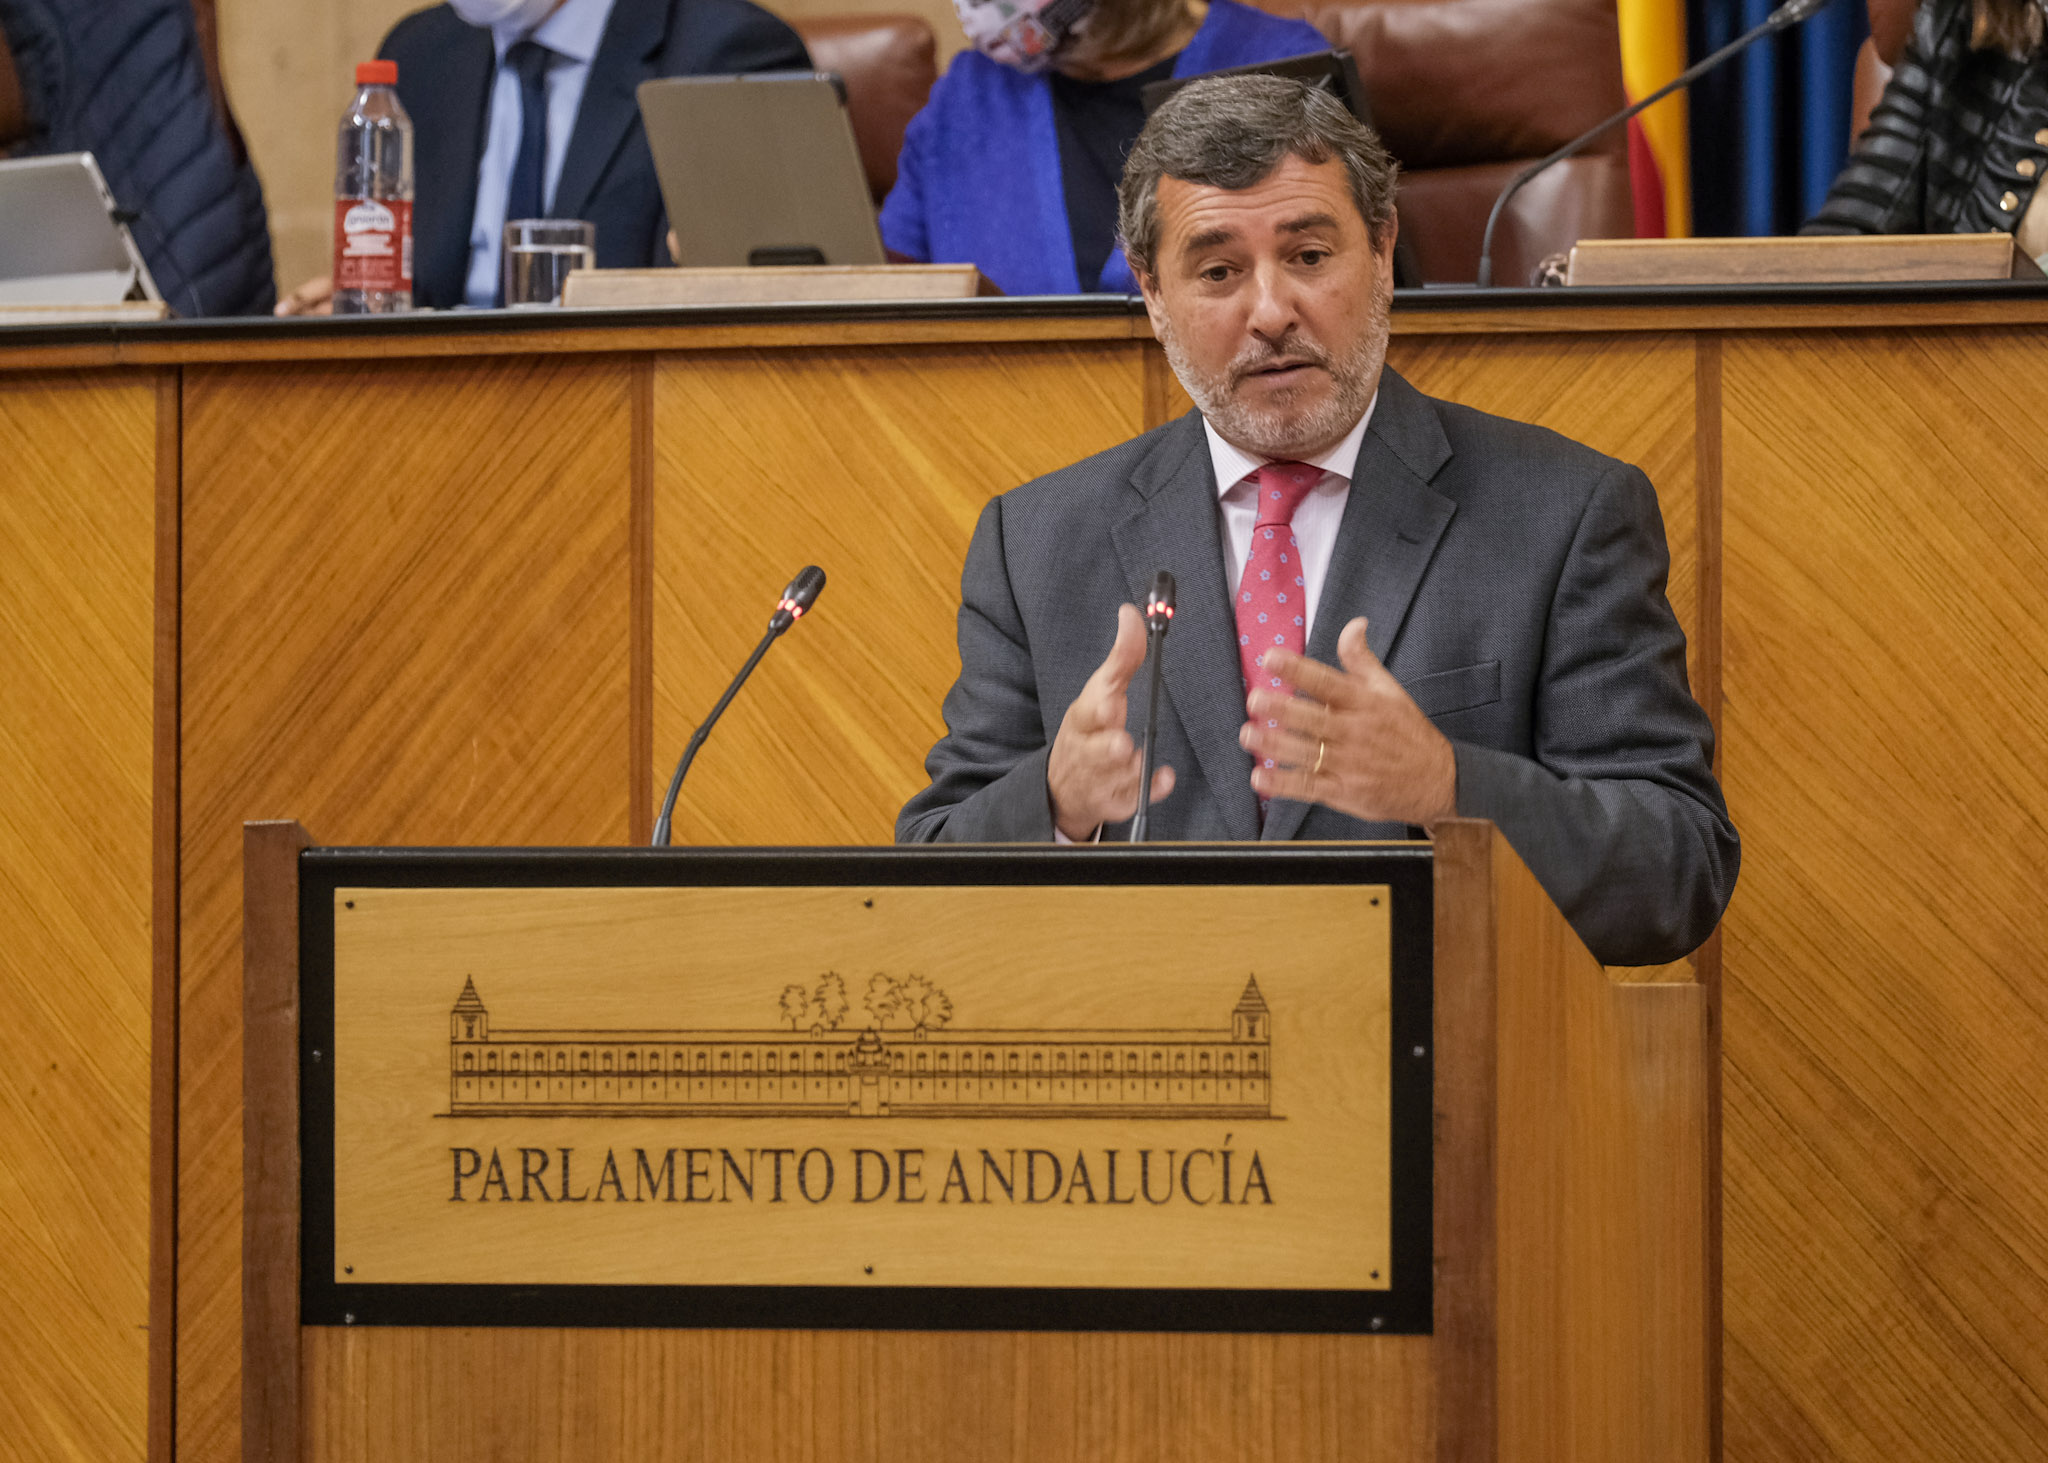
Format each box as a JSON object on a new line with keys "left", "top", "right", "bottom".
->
{"left": 1157, "top": 288, "right": 1388, "bottom": 461}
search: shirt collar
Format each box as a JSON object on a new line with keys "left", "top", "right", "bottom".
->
{"left": 1204, "top": 391, "right": 1378, "bottom": 500}
{"left": 493, "top": 0, "right": 615, "bottom": 65}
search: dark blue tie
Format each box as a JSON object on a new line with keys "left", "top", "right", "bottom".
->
{"left": 504, "top": 40, "right": 555, "bottom": 226}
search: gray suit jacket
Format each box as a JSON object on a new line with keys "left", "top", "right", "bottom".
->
{"left": 895, "top": 367, "right": 1739, "bottom": 966}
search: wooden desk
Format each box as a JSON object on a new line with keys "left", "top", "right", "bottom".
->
{"left": 5, "top": 287, "right": 2047, "bottom": 1463}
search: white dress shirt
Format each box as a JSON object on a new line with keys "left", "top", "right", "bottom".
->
{"left": 1204, "top": 395, "right": 1377, "bottom": 649}
{"left": 463, "top": 0, "right": 619, "bottom": 308}
{"left": 1053, "top": 398, "right": 1377, "bottom": 842}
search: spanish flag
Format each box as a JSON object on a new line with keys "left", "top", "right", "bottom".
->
{"left": 1618, "top": 0, "right": 1692, "bottom": 236}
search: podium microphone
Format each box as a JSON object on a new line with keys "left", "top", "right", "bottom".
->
{"left": 1474, "top": 0, "right": 1836, "bottom": 287}
{"left": 650, "top": 565, "right": 826, "bottom": 847}
{"left": 1129, "top": 570, "right": 1176, "bottom": 844}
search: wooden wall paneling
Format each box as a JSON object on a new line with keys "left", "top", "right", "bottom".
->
{"left": 153, "top": 367, "right": 183, "bottom": 1463}
{"left": 1432, "top": 822, "right": 1500, "bottom": 1463}
{"left": 0, "top": 369, "right": 159, "bottom": 1461}
{"left": 648, "top": 341, "right": 1149, "bottom": 846}
{"left": 176, "top": 355, "right": 637, "bottom": 1461}
{"left": 631, "top": 356, "right": 656, "bottom": 843}
{"left": 1690, "top": 331, "right": 1724, "bottom": 1463}
{"left": 301, "top": 1325, "right": 1432, "bottom": 1462}
{"left": 1478, "top": 822, "right": 1710, "bottom": 1463}
{"left": 242, "top": 821, "right": 312, "bottom": 1463}
{"left": 1719, "top": 327, "right": 2048, "bottom": 1462}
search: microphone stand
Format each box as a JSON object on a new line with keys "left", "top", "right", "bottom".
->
{"left": 1129, "top": 573, "right": 1176, "bottom": 844}
{"left": 650, "top": 627, "right": 780, "bottom": 848}
{"left": 651, "top": 566, "right": 825, "bottom": 847}
{"left": 1474, "top": 0, "right": 1835, "bottom": 287}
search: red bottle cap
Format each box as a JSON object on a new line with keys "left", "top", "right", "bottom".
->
{"left": 356, "top": 60, "right": 398, "bottom": 86}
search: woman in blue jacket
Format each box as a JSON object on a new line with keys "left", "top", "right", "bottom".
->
{"left": 881, "top": 0, "right": 1326, "bottom": 295}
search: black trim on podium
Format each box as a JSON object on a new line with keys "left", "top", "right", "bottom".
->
{"left": 297, "top": 844, "right": 1433, "bottom": 1334}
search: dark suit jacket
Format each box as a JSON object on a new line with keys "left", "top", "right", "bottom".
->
{"left": 380, "top": 0, "right": 809, "bottom": 309}
{"left": 896, "top": 367, "right": 1740, "bottom": 967}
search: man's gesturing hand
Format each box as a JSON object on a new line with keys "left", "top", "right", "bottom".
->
{"left": 1048, "top": 604, "right": 1176, "bottom": 841}
{"left": 1240, "top": 616, "right": 1457, "bottom": 827}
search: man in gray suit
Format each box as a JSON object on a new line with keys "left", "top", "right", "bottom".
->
{"left": 895, "top": 75, "right": 1738, "bottom": 967}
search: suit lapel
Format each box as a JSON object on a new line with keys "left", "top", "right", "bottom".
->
{"left": 552, "top": 0, "right": 666, "bottom": 221}
{"left": 1111, "top": 414, "right": 1263, "bottom": 841}
{"left": 1262, "top": 368, "right": 1456, "bottom": 843}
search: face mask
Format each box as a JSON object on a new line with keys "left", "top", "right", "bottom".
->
{"left": 446, "top": 0, "right": 560, "bottom": 36}
{"left": 952, "top": 0, "right": 1098, "bottom": 73}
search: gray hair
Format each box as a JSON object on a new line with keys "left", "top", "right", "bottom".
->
{"left": 1117, "top": 74, "right": 1399, "bottom": 282}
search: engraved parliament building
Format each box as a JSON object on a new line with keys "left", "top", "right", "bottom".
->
{"left": 447, "top": 977, "right": 1273, "bottom": 1118}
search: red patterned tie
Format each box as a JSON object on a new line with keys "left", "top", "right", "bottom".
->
{"left": 1236, "top": 461, "right": 1321, "bottom": 809}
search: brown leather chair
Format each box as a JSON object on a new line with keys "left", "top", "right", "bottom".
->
{"left": 792, "top": 14, "right": 939, "bottom": 203}
{"left": 1258, "top": 0, "right": 1638, "bottom": 283}
{"left": 1, "top": 16, "right": 26, "bottom": 153}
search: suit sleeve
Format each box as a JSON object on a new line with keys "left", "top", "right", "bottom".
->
{"left": 1451, "top": 461, "right": 1740, "bottom": 966}
{"left": 687, "top": 0, "right": 812, "bottom": 75}
{"left": 896, "top": 497, "right": 1060, "bottom": 843}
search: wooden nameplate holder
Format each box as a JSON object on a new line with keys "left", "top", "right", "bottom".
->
{"left": 561, "top": 263, "right": 996, "bottom": 309}
{"left": 1565, "top": 231, "right": 2044, "bottom": 286}
{"left": 0, "top": 300, "right": 171, "bottom": 325}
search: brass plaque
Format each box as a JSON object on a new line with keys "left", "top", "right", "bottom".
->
{"left": 299, "top": 848, "right": 1432, "bottom": 1331}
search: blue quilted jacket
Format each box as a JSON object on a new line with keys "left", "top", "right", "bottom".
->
{"left": 2, "top": 0, "right": 275, "bottom": 315}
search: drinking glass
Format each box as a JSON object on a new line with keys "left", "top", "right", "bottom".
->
{"left": 502, "top": 219, "right": 596, "bottom": 307}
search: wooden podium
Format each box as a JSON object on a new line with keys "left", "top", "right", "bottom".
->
{"left": 242, "top": 819, "right": 1708, "bottom": 1463}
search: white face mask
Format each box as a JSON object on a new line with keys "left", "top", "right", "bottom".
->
{"left": 446, "top": 0, "right": 560, "bottom": 36}
{"left": 952, "top": 0, "right": 1097, "bottom": 73}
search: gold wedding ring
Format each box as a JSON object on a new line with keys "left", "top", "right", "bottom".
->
{"left": 1313, "top": 739, "right": 1328, "bottom": 776}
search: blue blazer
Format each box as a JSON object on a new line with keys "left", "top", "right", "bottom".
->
{"left": 879, "top": 0, "right": 1327, "bottom": 296}
{"left": 381, "top": 0, "right": 809, "bottom": 310}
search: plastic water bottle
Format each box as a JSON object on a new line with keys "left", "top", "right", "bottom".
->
{"left": 332, "top": 60, "right": 414, "bottom": 314}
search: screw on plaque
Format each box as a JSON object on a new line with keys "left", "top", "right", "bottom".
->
{"left": 1370, "top": 1316, "right": 1384, "bottom": 1331}
{"left": 344, "top": 1265, "right": 354, "bottom": 1275}
{"left": 343, "top": 1313, "right": 356, "bottom": 1325}
{"left": 1412, "top": 1045, "right": 1425, "bottom": 1058}
{"left": 863, "top": 899, "right": 873, "bottom": 908}
{"left": 312, "top": 1050, "right": 324, "bottom": 1063}
{"left": 864, "top": 1265, "right": 874, "bottom": 1274}
{"left": 345, "top": 900, "right": 354, "bottom": 909}
{"left": 1369, "top": 896, "right": 1379, "bottom": 906}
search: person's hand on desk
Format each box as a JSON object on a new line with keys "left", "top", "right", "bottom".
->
{"left": 274, "top": 276, "right": 334, "bottom": 315}
{"left": 1241, "top": 616, "right": 1458, "bottom": 828}
{"left": 1048, "top": 604, "right": 1176, "bottom": 841}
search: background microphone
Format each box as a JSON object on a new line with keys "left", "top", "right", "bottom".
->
{"left": 1474, "top": 0, "right": 1836, "bottom": 287}
{"left": 1129, "top": 571, "right": 1176, "bottom": 844}
{"left": 650, "top": 565, "right": 827, "bottom": 847}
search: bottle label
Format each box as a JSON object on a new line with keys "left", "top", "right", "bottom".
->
{"left": 334, "top": 198, "right": 414, "bottom": 293}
